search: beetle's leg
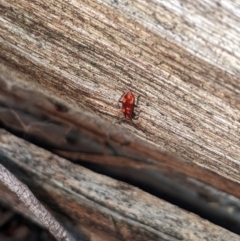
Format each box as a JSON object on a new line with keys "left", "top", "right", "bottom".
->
{"left": 133, "top": 95, "right": 141, "bottom": 119}
{"left": 118, "top": 92, "right": 125, "bottom": 103}
{"left": 135, "top": 95, "right": 141, "bottom": 107}
{"left": 118, "top": 92, "right": 125, "bottom": 108}
{"left": 115, "top": 116, "right": 126, "bottom": 124}
{"left": 116, "top": 119, "right": 123, "bottom": 124}
{"left": 114, "top": 107, "right": 126, "bottom": 124}
{"left": 132, "top": 110, "right": 142, "bottom": 120}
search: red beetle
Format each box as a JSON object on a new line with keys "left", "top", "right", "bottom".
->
{"left": 119, "top": 92, "right": 139, "bottom": 121}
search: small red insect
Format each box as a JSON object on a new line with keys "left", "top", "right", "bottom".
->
{"left": 119, "top": 92, "right": 139, "bottom": 121}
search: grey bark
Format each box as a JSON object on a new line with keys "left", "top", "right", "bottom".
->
{"left": 0, "top": 163, "right": 75, "bottom": 241}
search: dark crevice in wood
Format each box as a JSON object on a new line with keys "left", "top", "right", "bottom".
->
{"left": 0, "top": 72, "right": 240, "bottom": 236}
{"left": 1, "top": 115, "right": 240, "bottom": 235}
{"left": 77, "top": 162, "right": 240, "bottom": 235}
{"left": 0, "top": 153, "right": 92, "bottom": 241}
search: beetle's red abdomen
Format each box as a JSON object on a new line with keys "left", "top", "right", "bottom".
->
{"left": 121, "top": 92, "right": 135, "bottom": 120}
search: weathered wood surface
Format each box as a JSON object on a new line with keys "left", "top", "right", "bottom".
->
{"left": 1, "top": 75, "right": 240, "bottom": 238}
{"left": 1, "top": 0, "right": 240, "bottom": 239}
{"left": 1, "top": 0, "right": 240, "bottom": 186}
{"left": 0, "top": 163, "right": 75, "bottom": 241}
{"left": 1, "top": 129, "right": 239, "bottom": 241}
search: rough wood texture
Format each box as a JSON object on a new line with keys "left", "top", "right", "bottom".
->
{"left": 1, "top": 75, "right": 240, "bottom": 237}
{"left": 1, "top": 0, "right": 240, "bottom": 185}
{"left": 0, "top": 163, "right": 75, "bottom": 241}
{"left": 1, "top": 129, "right": 239, "bottom": 241}
{"left": 1, "top": 0, "right": 240, "bottom": 239}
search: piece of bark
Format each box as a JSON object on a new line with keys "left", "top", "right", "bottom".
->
{"left": 0, "top": 182, "right": 43, "bottom": 227}
{"left": 0, "top": 129, "right": 239, "bottom": 241}
{"left": 0, "top": 163, "right": 75, "bottom": 241}
{"left": 0, "top": 201, "right": 56, "bottom": 241}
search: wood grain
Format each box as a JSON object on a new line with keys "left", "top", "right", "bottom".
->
{"left": 1, "top": 75, "right": 240, "bottom": 235}
{"left": 0, "top": 163, "right": 75, "bottom": 241}
{"left": 1, "top": 0, "right": 240, "bottom": 186}
{"left": 1, "top": 129, "right": 239, "bottom": 241}
{"left": 1, "top": 0, "right": 240, "bottom": 239}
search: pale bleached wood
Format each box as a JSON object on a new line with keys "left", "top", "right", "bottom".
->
{"left": 0, "top": 163, "right": 75, "bottom": 241}
{"left": 0, "top": 129, "right": 239, "bottom": 241}
{"left": 0, "top": 182, "right": 44, "bottom": 226}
